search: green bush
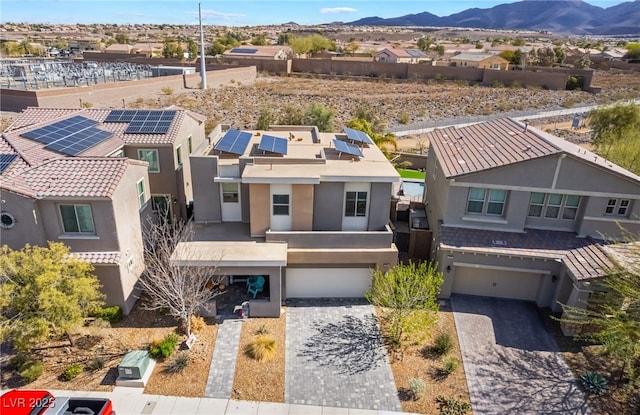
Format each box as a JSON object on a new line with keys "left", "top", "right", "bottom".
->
{"left": 19, "top": 360, "right": 44, "bottom": 383}
{"left": 409, "top": 377, "right": 426, "bottom": 400}
{"left": 442, "top": 357, "right": 458, "bottom": 375}
{"left": 63, "top": 363, "right": 83, "bottom": 381}
{"left": 580, "top": 371, "right": 608, "bottom": 395}
{"left": 435, "top": 395, "right": 472, "bottom": 415}
{"left": 87, "top": 358, "right": 104, "bottom": 371}
{"left": 432, "top": 333, "right": 454, "bottom": 356}
{"left": 150, "top": 333, "right": 180, "bottom": 359}
{"left": 93, "top": 306, "right": 123, "bottom": 323}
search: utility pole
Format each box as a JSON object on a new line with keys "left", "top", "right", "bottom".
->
{"left": 199, "top": 2, "right": 207, "bottom": 90}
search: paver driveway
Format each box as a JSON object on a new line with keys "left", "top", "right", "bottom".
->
{"left": 285, "top": 299, "right": 402, "bottom": 411}
{"left": 452, "top": 295, "right": 591, "bottom": 415}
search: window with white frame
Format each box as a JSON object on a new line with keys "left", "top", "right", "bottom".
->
{"left": 272, "top": 194, "right": 289, "bottom": 215}
{"left": 176, "top": 145, "right": 182, "bottom": 166}
{"left": 188, "top": 135, "right": 193, "bottom": 154}
{"left": 528, "top": 193, "right": 581, "bottom": 220}
{"left": 137, "top": 179, "right": 146, "bottom": 208}
{"left": 466, "top": 188, "right": 507, "bottom": 215}
{"left": 605, "top": 199, "right": 631, "bottom": 216}
{"left": 60, "top": 204, "right": 95, "bottom": 234}
{"left": 222, "top": 183, "right": 239, "bottom": 203}
{"left": 137, "top": 149, "right": 159, "bottom": 172}
{"left": 345, "top": 191, "right": 367, "bottom": 217}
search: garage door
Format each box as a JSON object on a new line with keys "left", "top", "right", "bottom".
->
{"left": 452, "top": 266, "right": 542, "bottom": 302}
{"left": 286, "top": 268, "right": 372, "bottom": 298}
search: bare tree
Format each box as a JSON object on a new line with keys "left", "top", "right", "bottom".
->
{"left": 138, "top": 216, "right": 223, "bottom": 337}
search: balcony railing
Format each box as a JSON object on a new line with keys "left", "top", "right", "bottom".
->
{"left": 265, "top": 225, "right": 394, "bottom": 249}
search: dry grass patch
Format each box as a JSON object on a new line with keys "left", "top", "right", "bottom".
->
{"left": 384, "top": 305, "right": 470, "bottom": 415}
{"left": 232, "top": 316, "right": 286, "bottom": 402}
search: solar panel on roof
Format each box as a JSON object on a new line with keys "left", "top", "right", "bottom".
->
{"left": 333, "top": 139, "right": 364, "bottom": 158}
{"left": 23, "top": 115, "right": 99, "bottom": 144}
{"left": 124, "top": 110, "right": 177, "bottom": 134}
{"left": 214, "top": 129, "right": 252, "bottom": 155}
{"left": 230, "top": 48, "right": 258, "bottom": 54}
{"left": 104, "top": 109, "right": 138, "bottom": 123}
{"left": 44, "top": 129, "right": 113, "bottom": 156}
{"left": 406, "top": 49, "right": 426, "bottom": 57}
{"left": 343, "top": 127, "right": 373, "bottom": 145}
{"left": 258, "top": 134, "right": 288, "bottom": 155}
{"left": 0, "top": 153, "right": 18, "bottom": 174}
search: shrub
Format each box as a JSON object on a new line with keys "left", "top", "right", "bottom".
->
{"left": 442, "top": 357, "right": 458, "bottom": 375}
{"left": 93, "top": 306, "right": 123, "bottom": 323}
{"left": 435, "top": 395, "right": 472, "bottom": 415}
{"left": 161, "top": 87, "right": 174, "bottom": 95}
{"left": 9, "top": 354, "right": 29, "bottom": 370}
{"left": 87, "top": 358, "right": 104, "bottom": 371}
{"left": 80, "top": 101, "right": 93, "bottom": 108}
{"left": 182, "top": 315, "right": 206, "bottom": 334}
{"left": 19, "top": 360, "right": 43, "bottom": 383}
{"left": 399, "top": 112, "right": 410, "bottom": 124}
{"left": 490, "top": 80, "right": 505, "bottom": 88}
{"left": 167, "top": 352, "right": 189, "bottom": 373}
{"left": 150, "top": 333, "right": 180, "bottom": 359}
{"left": 256, "top": 324, "right": 269, "bottom": 335}
{"left": 432, "top": 333, "right": 454, "bottom": 356}
{"left": 63, "top": 363, "right": 83, "bottom": 381}
{"left": 510, "top": 80, "right": 522, "bottom": 89}
{"left": 246, "top": 335, "right": 277, "bottom": 362}
{"left": 580, "top": 372, "right": 608, "bottom": 395}
{"left": 409, "top": 378, "right": 426, "bottom": 400}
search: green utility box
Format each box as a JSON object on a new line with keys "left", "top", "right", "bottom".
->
{"left": 118, "top": 350, "right": 151, "bottom": 379}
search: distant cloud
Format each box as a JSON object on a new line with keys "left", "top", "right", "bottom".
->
{"left": 188, "top": 9, "right": 246, "bottom": 20}
{"left": 320, "top": 7, "right": 357, "bottom": 14}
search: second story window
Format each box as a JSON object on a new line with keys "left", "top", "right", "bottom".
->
{"left": 467, "top": 188, "right": 506, "bottom": 215}
{"left": 176, "top": 145, "right": 182, "bottom": 167}
{"left": 60, "top": 204, "right": 95, "bottom": 234}
{"left": 345, "top": 191, "right": 367, "bottom": 217}
{"left": 138, "top": 149, "right": 159, "bottom": 173}
{"left": 272, "top": 194, "right": 289, "bottom": 216}
{"left": 528, "top": 193, "right": 581, "bottom": 220}
{"left": 605, "top": 199, "right": 630, "bottom": 216}
{"left": 222, "top": 183, "right": 239, "bottom": 203}
{"left": 137, "top": 179, "right": 146, "bottom": 209}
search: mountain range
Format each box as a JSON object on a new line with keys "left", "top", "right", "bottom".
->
{"left": 345, "top": 0, "right": 640, "bottom": 35}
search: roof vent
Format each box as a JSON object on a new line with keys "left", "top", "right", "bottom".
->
{"left": 524, "top": 145, "right": 531, "bottom": 152}
{"left": 492, "top": 240, "right": 507, "bottom": 246}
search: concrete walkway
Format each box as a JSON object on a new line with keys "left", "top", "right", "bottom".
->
{"left": 285, "top": 299, "right": 402, "bottom": 412}
{"left": 452, "top": 295, "right": 590, "bottom": 415}
{"left": 204, "top": 318, "right": 243, "bottom": 399}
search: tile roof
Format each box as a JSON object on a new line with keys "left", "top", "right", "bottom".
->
{"left": 451, "top": 52, "right": 504, "bottom": 62}
{"left": 18, "top": 157, "right": 131, "bottom": 198}
{"left": 429, "top": 118, "right": 640, "bottom": 184}
{"left": 71, "top": 251, "right": 122, "bottom": 264}
{"left": 440, "top": 226, "right": 612, "bottom": 280}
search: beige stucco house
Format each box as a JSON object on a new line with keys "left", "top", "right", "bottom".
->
{"left": 424, "top": 118, "right": 640, "bottom": 314}
{"left": 0, "top": 107, "right": 208, "bottom": 313}
{"left": 222, "top": 46, "right": 292, "bottom": 60}
{"left": 183, "top": 125, "right": 400, "bottom": 317}
{"left": 451, "top": 52, "right": 509, "bottom": 70}
{"left": 374, "top": 48, "right": 430, "bottom": 64}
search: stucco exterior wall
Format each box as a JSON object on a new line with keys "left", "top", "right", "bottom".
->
{"left": 249, "top": 183, "right": 270, "bottom": 236}
{"left": 287, "top": 247, "right": 397, "bottom": 269}
{"left": 291, "top": 184, "right": 313, "bottom": 231}
{"left": 312, "top": 182, "right": 343, "bottom": 230}
{"left": 368, "top": 182, "right": 393, "bottom": 231}
{"left": 0, "top": 191, "right": 46, "bottom": 248}
{"left": 190, "top": 156, "right": 221, "bottom": 222}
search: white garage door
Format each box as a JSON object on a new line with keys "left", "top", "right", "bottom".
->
{"left": 452, "top": 266, "right": 542, "bottom": 302}
{"left": 286, "top": 268, "right": 372, "bottom": 298}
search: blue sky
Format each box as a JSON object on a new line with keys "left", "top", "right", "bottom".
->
{"left": 0, "top": 1, "right": 626, "bottom": 26}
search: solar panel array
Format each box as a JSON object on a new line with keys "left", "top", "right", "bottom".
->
{"left": 333, "top": 139, "right": 364, "bottom": 158}
{"left": 258, "top": 134, "right": 288, "bottom": 155}
{"left": 214, "top": 129, "right": 253, "bottom": 155}
{"left": 230, "top": 48, "right": 258, "bottom": 54}
{"left": 406, "top": 49, "right": 426, "bottom": 57}
{"left": 104, "top": 110, "right": 176, "bottom": 134}
{"left": 343, "top": 127, "right": 373, "bottom": 145}
{"left": 22, "top": 115, "right": 114, "bottom": 156}
{"left": 0, "top": 153, "right": 18, "bottom": 174}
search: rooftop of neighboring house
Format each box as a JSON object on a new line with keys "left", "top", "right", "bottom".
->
{"left": 203, "top": 126, "right": 399, "bottom": 183}
{"left": 439, "top": 226, "right": 613, "bottom": 280}
{"left": 222, "top": 45, "right": 292, "bottom": 58}
{"left": 428, "top": 118, "right": 640, "bottom": 184}
{"left": 376, "top": 48, "right": 428, "bottom": 58}
{"left": 451, "top": 52, "right": 507, "bottom": 62}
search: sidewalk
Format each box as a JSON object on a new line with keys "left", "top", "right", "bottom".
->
{"left": 43, "top": 387, "right": 419, "bottom": 415}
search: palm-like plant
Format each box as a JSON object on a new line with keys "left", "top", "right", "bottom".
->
{"left": 346, "top": 118, "right": 397, "bottom": 158}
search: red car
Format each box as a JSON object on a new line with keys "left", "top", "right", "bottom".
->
{"left": 0, "top": 389, "right": 114, "bottom": 415}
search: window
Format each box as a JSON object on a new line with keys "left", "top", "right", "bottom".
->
{"left": 138, "top": 149, "right": 159, "bottom": 173}
{"left": 176, "top": 145, "right": 182, "bottom": 166}
{"left": 188, "top": 135, "right": 193, "bottom": 154}
{"left": 466, "top": 188, "right": 506, "bottom": 215}
{"left": 151, "top": 195, "right": 169, "bottom": 213}
{"left": 528, "top": 193, "right": 581, "bottom": 220}
{"left": 605, "top": 199, "right": 630, "bottom": 216}
{"left": 345, "top": 191, "right": 367, "bottom": 217}
{"left": 222, "top": 183, "right": 239, "bottom": 203}
{"left": 272, "top": 194, "right": 289, "bottom": 215}
{"left": 60, "top": 204, "right": 95, "bottom": 234}
{"left": 137, "top": 179, "right": 146, "bottom": 208}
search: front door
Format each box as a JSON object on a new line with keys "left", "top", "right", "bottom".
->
{"left": 221, "top": 182, "right": 241, "bottom": 221}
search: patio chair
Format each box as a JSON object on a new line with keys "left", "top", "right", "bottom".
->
{"left": 247, "top": 275, "right": 265, "bottom": 299}
{"left": 246, "top": 275, "right": 261, "bottom": 287}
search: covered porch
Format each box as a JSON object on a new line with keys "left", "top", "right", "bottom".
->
{"left": 171, "top": 241, "right": 287, "bottom": 317}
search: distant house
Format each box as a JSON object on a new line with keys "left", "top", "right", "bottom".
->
{"left": 374, "top": 48, "right": 430, "bottom": 64}
{"left": 451, "top": 52, "right": 509, "bottom": 70}
{"left": 132, "top": 42, "right": 163, "bottom": 57}
{"left": 104, "top": 44, "right": 134, "bottom": 54}
{"left": 223, "top": 46, "right": 292, "bottom": 60}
